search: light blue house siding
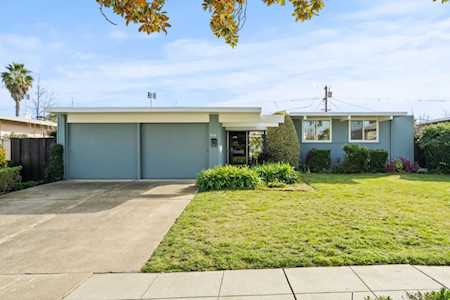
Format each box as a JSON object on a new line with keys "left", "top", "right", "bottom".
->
{"left": 292, "top": 116, "right": 415, "bottom": 164}
{"left": 56, "top": 113, "right": 226, "bottom": 179}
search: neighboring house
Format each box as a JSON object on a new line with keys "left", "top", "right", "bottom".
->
{"left": 0, "top": 116, "right": 56, "bottom": 138}
{"left": 416, "top": 116, "right": 450, "bottom": 130}
{"left": 0, "top": 116, "right": 57, "bottom": 160}
{"left": 290, "top": 112, "right": 415, "bottom": 165}
{"left": 50, "top": 107, "right": 414, "bottom": 179}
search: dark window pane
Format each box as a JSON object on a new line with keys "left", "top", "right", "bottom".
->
{"left": 351, "top": 121, "right": 363, "bottom": 140}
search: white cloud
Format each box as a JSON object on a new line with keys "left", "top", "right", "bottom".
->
{"left": 1, "top": 2, "right": 450, "bottom": 118}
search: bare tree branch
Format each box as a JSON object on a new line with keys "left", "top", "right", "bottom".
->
{"left": 99, "top": 5, "right": 117, "bottom": 26}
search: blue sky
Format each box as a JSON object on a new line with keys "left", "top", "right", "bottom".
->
{"left": 1, "top": 0, "right": 449, "bottom": 119}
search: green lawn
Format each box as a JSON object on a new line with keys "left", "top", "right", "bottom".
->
{"left": 143, "top": 174, "right": 450, "bottom": 272}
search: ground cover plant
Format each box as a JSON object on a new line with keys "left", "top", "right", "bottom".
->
{"left": 144, "top": 174, "right": 450, "bottom": 272}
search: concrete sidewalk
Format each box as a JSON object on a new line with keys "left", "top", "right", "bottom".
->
{"left": 65, "top": 265, "right": 449, "bottom": 300}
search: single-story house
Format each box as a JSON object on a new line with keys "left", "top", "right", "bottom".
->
{"left": 0, "top": 116, "right": 57, "bottom": 160}
{"left": 0, "top": 116, "right": 56, "bottom": 138}
{"left": 290, "top": 112, "right": 415, "bottom": 164}
{"left": 416, "top": 116, "right": 450, "bottom": 130}
{"left": 50, "top": 107, "right": 414, "bottom": 179}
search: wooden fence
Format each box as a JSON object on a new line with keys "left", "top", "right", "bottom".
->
{"left": 10, "top": 138, "right": 56, "bottom": 181}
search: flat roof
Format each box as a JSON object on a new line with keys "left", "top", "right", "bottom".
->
{"left": 0, "top": 116, "right": 56, "bottom": 127}
{"left": 289, "top": 111, "right": 409, "bottom": 117}
{"left": 418, "top": 116, "right": 450, "bottom": 125}
{"left": 49, "top": 106, "right": 262, "bottom": 113}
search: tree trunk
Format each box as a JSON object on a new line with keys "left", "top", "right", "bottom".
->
{"left": 15, "top": 101, "right": 20, "bottom": 117}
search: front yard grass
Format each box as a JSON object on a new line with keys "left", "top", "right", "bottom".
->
{"left": 143, "top": 174, "right": 450, "bottom": 272}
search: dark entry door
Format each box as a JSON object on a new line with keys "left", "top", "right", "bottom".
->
{"left": 228, "top": 131, "right": 247, "bottom": 165}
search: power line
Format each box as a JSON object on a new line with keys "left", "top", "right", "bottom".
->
{"left": 332, "top": 98, "right": 376, "bottom": 112}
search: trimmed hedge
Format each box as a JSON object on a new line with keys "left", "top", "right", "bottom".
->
{"left": 305, "top": 149, "right": 331, "bottom": 172}
{"left": 418, "top": 122, "right": 450, "bottom": 173}
{"left": 368, "top": 149, "right": 388, "bottom": 172}
{"left": 0, "top": 166, "right": 22, "bottom": 193}
{"left": 46, "top": 144, "right": 64, "bottom": 182}
{"left": 254, "top": 163, "right": 299, "bottom": 184}
{"left": 197, "top": 165, "right": 261, "bottom": 192}
{"left": 265, "top": 114, "right": 300, "bottom": 168}
{"left": 342, "top": 144, "right": 369, "bottom": 173}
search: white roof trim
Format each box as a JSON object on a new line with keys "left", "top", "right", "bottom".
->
{"left": 49, "top": 106, "right": 261, "bottom": 113}
{"left": 0, "top": 116, "right": 56, "bottom": 127}
{"left": 290, "top": 111, "right": 409, "bottom": 117}
{"left": 221, "top": 114, "right": 284, "bottom": 130}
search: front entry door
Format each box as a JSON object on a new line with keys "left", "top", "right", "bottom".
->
{"left": 228, "top": 131, "right": 247, "bottom": 165}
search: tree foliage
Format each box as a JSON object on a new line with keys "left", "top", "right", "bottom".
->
{"left": 418, "top": 122, "right": 450, "bottom": 174}
{"left": 97, "top": 0, "right": 324, "bottom": 46}
{"left": 1, "top": 63, "right": 33, "bottom": 117}
{"left": 97, "top": 0, "right": 448, "bottom": 47}
{"left": 265, "top": 113, "right": 300, "bottom": 168}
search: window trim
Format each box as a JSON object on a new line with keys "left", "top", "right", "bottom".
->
{"left": 348, "top": 119, "right": 379, "bottom": 143}
{"left": 302, "top": 118, "right": 333, "bottom": 143}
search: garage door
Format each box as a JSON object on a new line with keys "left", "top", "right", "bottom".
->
{"left": 141, "top": 123, "right": 209, "bottom": 179}
{"left": 68, "top": 124, "right": 138, "bottom": 179}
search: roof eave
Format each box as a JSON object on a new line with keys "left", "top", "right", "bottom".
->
{"left": 48, "top": 106, "right": 262, "bottom": 114}
{"left": 289, "top": 112, "right": 410, "bottom": 117}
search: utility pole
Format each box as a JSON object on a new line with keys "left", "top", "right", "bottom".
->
{"left": 323, "top": 85, "right": 332, "bottom": 112}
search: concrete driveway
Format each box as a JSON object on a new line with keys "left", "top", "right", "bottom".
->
{"left": 0, "top": 181, "right": 196, "bottom": 299}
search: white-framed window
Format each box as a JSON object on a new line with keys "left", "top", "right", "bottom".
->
{"left": 348, "top": 120, "right": 379, "bottom": 143}
{"left": 302, "top": 119, "right": 332, "bottom": 143}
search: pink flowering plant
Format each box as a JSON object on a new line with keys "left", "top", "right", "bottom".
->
{"left": 385, "top": 157, "right": 419, "bottom": 173}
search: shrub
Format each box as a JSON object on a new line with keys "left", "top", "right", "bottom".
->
{"left": 418, "top": 122, "right": 450, "bottom": 173}
{"left": 0, "top": 166, "right": 22, "bottom": 193}
{"left": 45, "top": 144, "right": 64, "bottom": 182}
{"left": 197, "top": 165, "right": 261, "bottom": 192}
{"left": 0, "top": 146, "right": 7, "bottom": 168}
{"left": 385, "top": 157, "right": 418, "bottom": 173}
{"left": 368, "top": 149, "right": 388, "bottom": 172}
{"left": 366, "top": 288, "right": 450, "bottom": 300}
{"left": 305, "top": 149, "right": 331, "bottom": 172}
{"left": 342, "top": 144, "right": 369, "bottom": 173}
{"left": 265, "top": 113, "right": 300, "bottom": 168}
{"left": 254, "top": 163, "right": 300, "bottom": 184}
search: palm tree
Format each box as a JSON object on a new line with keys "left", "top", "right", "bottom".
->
{"left": 1, "top": 63, "right": 33, "bottom": 116}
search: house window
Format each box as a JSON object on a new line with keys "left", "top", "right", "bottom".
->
{"left": 302, "top": 119, "right": 332, "bottom": 142}
{"left": 349, "top": 120, "right": 378, "bottom": 142}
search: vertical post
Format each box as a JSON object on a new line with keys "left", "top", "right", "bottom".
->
{"left": 323, "top": 85, "right": 329, "bottom": 112}
{"left": 136, "top": 123, "right": 142, "bottom": 180}
{"left": 56, "top": 113, "right": 69, "bottom": 179}
{"left": 209, "top": 114, "right": 224, "bottom": 168}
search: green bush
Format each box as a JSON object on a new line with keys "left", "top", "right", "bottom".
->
{"left": 367, "top": 288, "right": 450, "bottom": 300}
{"left": 45, "top": 144, "right": 64, "bottom": 182}
{"left": 0, "top": 166, "right": 22, "bottom": 193}
{"left": 368, "top": 149, "right": 388, "bottom": 172}
{"left": 197, "top": 165, "right": 261, "bottom": 192}
{"left": 418, "top": 122, "right": 450, "bottom": 173}
{"left": 254, "top": 163, "right": 300, "bottom": 184}
{"left": 305, "top": 149, "right": 331, "bottom": 172}
{"left": 342, "top": 144, "right": 369, "bottom": 173}
{"left": 0, "top": 146, "right": 7, "bottom": 168}
{"left": 265, "top": 113, "right": 300, "bottom": 168}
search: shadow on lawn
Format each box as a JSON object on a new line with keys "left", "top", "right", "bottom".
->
{"left": 302, "top": 173, "right": 390, "bottom": 185}
{"left": 303, "top": 173, "right": 450, "bottom": 184}
{"left": 399, "top": 173, "right": 450, "bottom": 182}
